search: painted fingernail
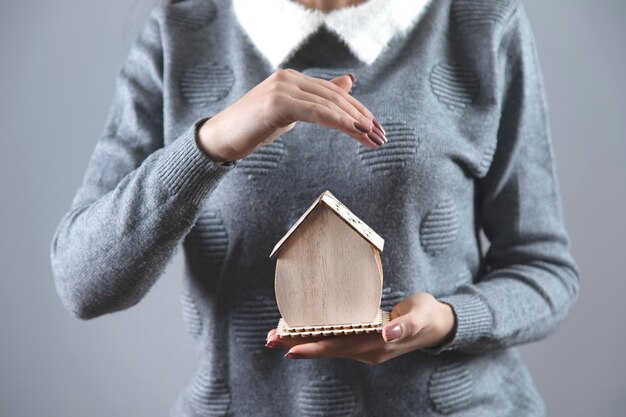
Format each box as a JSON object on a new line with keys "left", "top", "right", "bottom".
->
{"left": 367, "top": 131, "right": 385, "bottom": 146}
{"left": 384, "top": 324, "right": 402, "bottom": 342}
{"left": 265, "top": 340, "right": 281, "bottom": 349}
{"left": 285, "top": 352, "right": 305, "bottom": 360}
{"left": 372, "top": 126, "right": 388, "bottom": 143}
{"left": 372, "top": 117, "right": 386, "bottom": 136}
{"left": 354, "top": 120, "right": 372, "bottom": 134}
{"left": 346, "top": 72, "right": 357, "bottom": 84}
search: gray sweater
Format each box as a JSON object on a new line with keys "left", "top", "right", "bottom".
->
{"left": 49, "top": 0, "right": 580, "bottom": 415}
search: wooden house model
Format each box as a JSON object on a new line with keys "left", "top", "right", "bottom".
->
{"left": 269, "top": 190, "right": 390, "bottom": 337}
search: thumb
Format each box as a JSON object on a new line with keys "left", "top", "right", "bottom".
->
{"left": 330, "top": 72, "right": 356, "bottom": 93}
{"left": 382, "top": 298, "right": 422, "bottom": 343}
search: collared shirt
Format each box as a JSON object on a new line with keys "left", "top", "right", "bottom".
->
{"left": 52, "top": 1, "right": 578, "bottom": 415}
{"left": 232, "top": 0, "right": 433, "bottom": 69}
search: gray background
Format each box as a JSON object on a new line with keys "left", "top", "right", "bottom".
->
{"left": 1, "top": 0, "right": 624, "bottom": 415}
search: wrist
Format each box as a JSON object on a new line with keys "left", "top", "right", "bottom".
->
{"left": 195, "top": 117, "right": 234, "bottom": 165}
{"left": 433, "top": 300, "right": 456, "bottom": 346}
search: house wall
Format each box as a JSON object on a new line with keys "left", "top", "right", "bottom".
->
{"left": 275, "top": 205, "right": 382, "bottom": 326}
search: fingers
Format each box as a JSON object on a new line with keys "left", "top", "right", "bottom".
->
{"left": 265, "top": 328, "right": 381, "bottom": 360}
{"left": 382, "top": 293, "right": 433, "bottom": 343}
{"left": 293, "top": 70, "right": 374, "bottom": 121}
{"left": 266, "top": 328, "right": 276, "bottom": 342}
{"left": 294, "top": 71, "right": 389, "bottom": 144}
{"left": 284, "top": 333, "right": 382, "bottom": 360}
{"left": 382, "top": 314, "right": 426, "bottom": 344}
{"left": 290, "top": 72, "right": 371, "bottom": 129}
{"left": 265, "top": 328, "right": 331, "bottom": 350}
{"left": 265, "top": 292, "right": 449, "bottom": 362}
{"left": 285, "top": 338, "right": 342, "bottom": 359}
{"left": 309, "top": 75, "right": 389, "bottom": 139}
{"left": 329, "top": 73, "right": 354, "bottom": 93}
{"left": 282, "top": 95, "right": 386, "bottom": 148}
{"left": 275, "top": 69, "right": 387, "bottom": 147}
{"left": 266, "top": 328, "right": 406, "bottom": 365}
{"left": 296, "top": 85, "right": 388, "bottom": 144}
{"left": 285, "top": 89, "right": 383, "bottom": 148}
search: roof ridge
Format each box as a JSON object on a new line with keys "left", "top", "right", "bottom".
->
{"left": 269, "top": 190, "right": 384, "bottom": 259}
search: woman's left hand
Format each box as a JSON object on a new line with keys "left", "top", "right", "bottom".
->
{"left": 265, "top": 292, "right": 456, "bottom": 365}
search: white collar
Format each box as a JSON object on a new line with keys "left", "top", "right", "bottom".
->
{"left": 232, "top": 0, "right": 433, "bottom": 69}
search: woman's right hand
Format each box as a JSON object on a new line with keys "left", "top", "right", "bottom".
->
{"left": 196, "top": 68, "right": 388, "bottom": 164}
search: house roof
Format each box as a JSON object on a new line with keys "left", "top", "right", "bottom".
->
{"left": 269, "top": 190, "right": 384, "bottom": 259}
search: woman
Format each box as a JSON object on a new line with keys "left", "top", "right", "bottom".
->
{"left": 50, "top": 0, "right": 580, "bottom": 415}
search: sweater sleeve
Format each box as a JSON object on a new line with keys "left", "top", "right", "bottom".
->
{"left": 49, "top": 6, "right": 237, "bottom": 320}
{"left": 423, "top": 3, "right": 580, "bottom": 354}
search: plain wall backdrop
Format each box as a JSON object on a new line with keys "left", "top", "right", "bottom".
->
{"left": 1, "top": 0, "right": 624, "bottom": 415}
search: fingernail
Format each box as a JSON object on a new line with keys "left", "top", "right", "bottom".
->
{"left": 285, "top": 352, "right": 305, "bottom": 360}
{"left": 354, "top": 120, "right": 372, "bottom": 134}
{"left": 384, "top": 324, "right": 402, "bottom": 342}
{"left": 346, "top": 72, "right": 357, "bottom": 84}
{"left": 372, "top": 118, "right": 386, "bottom": 136}
{"left": 265, "top": 340, "right": 281, "bottom": 349}
{"left": 372, "top": 126, "right": 388, "bottom": 143}
{"left": 367, "top": 131, "right": 385, "bottom": 146}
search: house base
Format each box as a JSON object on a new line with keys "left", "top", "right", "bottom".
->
{"left": 276, "top": 309, "right": 391, "bottom": 337}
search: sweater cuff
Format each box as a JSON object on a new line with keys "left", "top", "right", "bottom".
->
{"left": 421, "top": 293, "right": 493, "bottom": 354}
{"left": 156, "top": 117, "right": 237, "bottom": 205}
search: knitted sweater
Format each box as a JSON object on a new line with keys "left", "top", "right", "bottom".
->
{"left": 49, "top": 0, "right": 580, "bottom": 416}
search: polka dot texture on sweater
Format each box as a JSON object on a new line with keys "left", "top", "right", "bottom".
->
{"left": 231, "top": 295, "right": 281, "bottom": 354}
{"left": 167, "top": 0, "right": 217, "bottom": 30}
{"left": 183, "top": 210, "right": 229, "bottom": 270}
{"left": 186, "top": 369, "right": 231, "bottom": 417}
{"left": 452, "top": 0, "right": 516, "bottom": 27}
{"left": 180, "top": 63, "right": 234, "bottom": 105}
{"left": 428, "top": 362, "right": 474, "bottom": 414}
{"left": 357, "top": 119, "right": 418, "bottom": 173}
{"left": 420, "top": 198, "right": 459, "bottom": 256}
{"left": 237, "top": 137, "right": 287, "bottom": 178}
{"left": 476, "top": 139, "right": 498, "bottom": 177}
{"left": 180, "top": 286, "right": 203, "bottom": 341}
{"left": 297, "top": 376, "right": 356, "bottom": 417}
{"left": 381, "top": 286, "right": 406, "bottom": 311}
{"left": 430, "top": 62, "right": 480, "bottom": 110}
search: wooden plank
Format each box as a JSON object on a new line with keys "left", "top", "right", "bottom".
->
{"left": 276, "top": 310, "right": 391, "bottom": 337}
{"left": 274, "top": 205, "right": 383, "bottom": 327}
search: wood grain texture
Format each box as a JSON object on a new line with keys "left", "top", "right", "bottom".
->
{"left": 319, "top": 191, "right": 384, "bottom": 252}
{"left": 269, "top": 190, "right": 384, "bottom": 259}
{"left": 274, "top": 204, "right": 383, "bottom": 327}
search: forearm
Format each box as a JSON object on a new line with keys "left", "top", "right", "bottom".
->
{"left": 50, "top": 121, "right": 236, "bottom": 319}
{"left": 432, "top": 260, "right": 578, "bottom": 354}
{"left": 423, "top": 1, "right": 580, "bottom": 355}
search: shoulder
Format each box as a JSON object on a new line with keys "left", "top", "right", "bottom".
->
{"left": 140, "top": 0, "right": 234, "bottom": 72}
{"left": 428, "top": 0, "right": 531, "bottom": 103}
{"left": 146, "top": 0, "right": 227, "bottom": 33}
{"left": 426, "top": 0, "right": 525, "bottom": 62}
{"left": 447, "top": 0, "right": 519, "bottom": 29}
{"left": 437, "top": 0, "right": 522, "bottom": 51}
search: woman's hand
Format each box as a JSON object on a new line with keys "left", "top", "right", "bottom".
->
{"left": 196, "top": 69, "right": 388, "bottom": 163}
{"left": 265, "top": 292, "right": 456, "bottom": 365}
